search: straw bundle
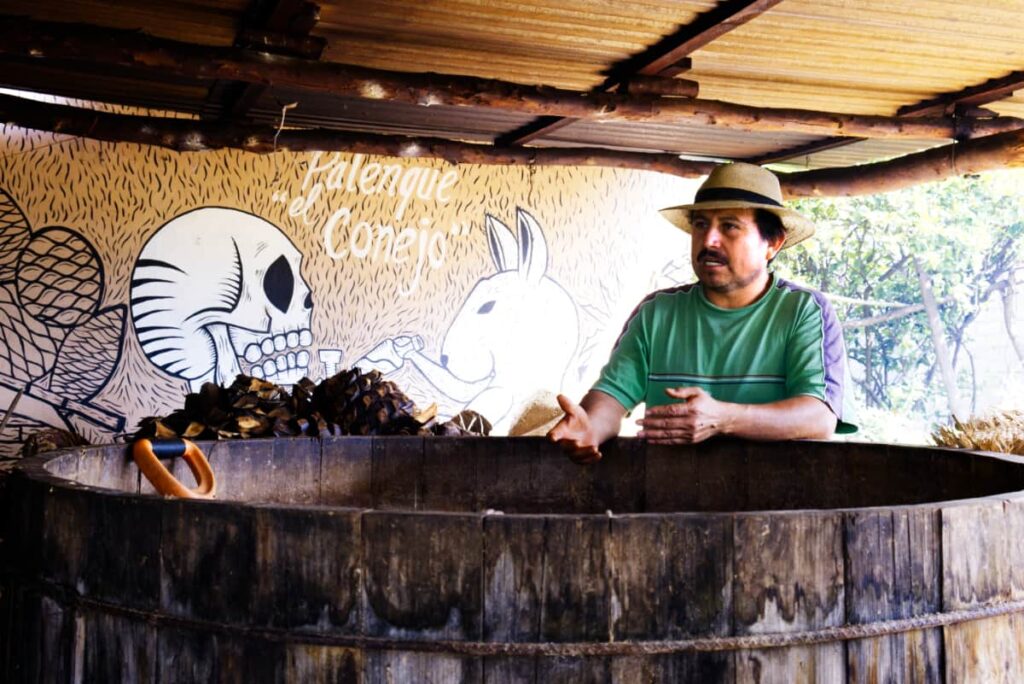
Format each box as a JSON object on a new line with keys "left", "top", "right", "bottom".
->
{"left": 932, "top": 410, "right": 1024, "bottom": 455}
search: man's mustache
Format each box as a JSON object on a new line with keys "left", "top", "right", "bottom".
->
{"left": 697, "top": 248, "right": 728, "bottom": 264}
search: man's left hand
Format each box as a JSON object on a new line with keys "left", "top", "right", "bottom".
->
{"left": 637, "top": 387, "right": 732, "bottom": 444}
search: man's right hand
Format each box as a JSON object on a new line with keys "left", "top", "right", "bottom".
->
{"left": 547, "top": 394, "right": 602, "bottom": 464}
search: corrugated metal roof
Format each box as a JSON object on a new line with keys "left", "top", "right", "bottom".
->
{"left": 0, "top": 0, "right": 1021, "bottom": 173}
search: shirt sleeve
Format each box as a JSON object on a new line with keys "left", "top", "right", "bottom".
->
{"left": 590, "top": 300, "right": 652, "bottom": 412}
{"left": 786, "top": 293, "right": 858, "bottom": 433}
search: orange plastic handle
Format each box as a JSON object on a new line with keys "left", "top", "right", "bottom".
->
{"left": 132, "top": 438, "right": 217, "bottom": 499}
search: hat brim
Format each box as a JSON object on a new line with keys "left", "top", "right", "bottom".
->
{"left": 659, "top": 200, "right": 815, "bottom": 250}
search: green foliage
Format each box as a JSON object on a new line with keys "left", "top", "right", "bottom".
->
{"left": 775, "top": 171, "right": 1024, "bottom": 429}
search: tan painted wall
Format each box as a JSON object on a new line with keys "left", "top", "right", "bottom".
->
{"left": 0, "top": 127, "right": 697, "bottom": 451}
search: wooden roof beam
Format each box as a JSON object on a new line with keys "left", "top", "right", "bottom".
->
{"left": 4, "top": 93, "right": 1022, "bottom": 199}
{"left": 499, "top": 0, "right": 784, "bottom": 146}
{"left": 0, "top": 93, "right": 715, "bottom": 177}
{"left": 2, "top": 15, "right": 1022, "bottom": 141}
{"left": 204, "top": 0, "right": 325, "bottom": 121}
{"left": 899, "top": 72, "right": 1024, "bottom": 117}
{"left": 754, "top": 71, "right": 1024, "bottom": 165}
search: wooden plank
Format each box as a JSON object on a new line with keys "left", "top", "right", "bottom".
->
{"left": 370, "top": 436, "right": 424, "bottom": 510}
{"left": 420, "top": 437, "right": 480, "bottom": 511}
{"left": 320, "top": 435, "right": 372, "bottom": 507}
{"left": 364, "top": 651, "right": 481, "bottom": 683}
{"left": 733, "top": 512, "right": 845, "bottom": 682}
{"left": 251, "top": 505, "right": 361, "bottom": 631}
{"left": 84, "top": 492, "right": 162, "bottom": 609}
{"left": 467, "top": 438, "right": 514, "bottom": 512}
{"left": 285, "top": 644, "right": 361, "bottom": 683}
{"left": 844, "top": 508, "right": 942, "bottom": 683}
{"left": 943, "top": 498, "right": 1024, "bottom": 682}
{"left": 607, "top": 513, "right": 733, "bottom": 682}
{"left": 589, "top": 437, "right": 645, "bottom": 514}
{"left": 156, "top": 625, "right": 217, "bottom": 684}
{"left": 40, "top": 483, "right": 92, "bottom": 590}
{"left": 483, "top": 514, "right": 545, "bottom": 643}
{"left": 541, "top": 516, "right": 609, "bottom": 642}
{"left": 203, "top": 439, "right": 275, "bottom": 502}
{"left": 482, "top": 514, "right": 544, "bottom": 683}
{"left": 609, "top": 654, "right": 733, "bottom": 683}
{"left": 159, "top": 499, "right": 256, "bottom": 623}
{"left": 81, "top": 609, "right": 157, "bottom": 684}
{"left": 535, "top": 656, "right": 609, "bottom": 683}
{"left": 362, "top": 511, "right": 482, "bottom": 639}
{"left": 696, "top": 439, "right": 748, "bottom": 511}
{"left": 644, "top": 444, "right": 698, "bottom": 512}
{"left": 77, "top": 444, "right": 137, "bottom": 492}
{"left": 483, "top": 656, "right": 537, "bottom": 682}
{"left": 213, "top": 635, "right": 286, "bottom": 683}
{"left": 478, "top": 438, "right": 590, "bottom": 514}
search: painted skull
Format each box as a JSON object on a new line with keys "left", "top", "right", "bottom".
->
{"left": 131, "top": 208, "right": 313, "bottom": 388}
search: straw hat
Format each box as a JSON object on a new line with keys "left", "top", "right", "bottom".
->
{"left": 660, "top": 162, "right": 815, "bottom": 250}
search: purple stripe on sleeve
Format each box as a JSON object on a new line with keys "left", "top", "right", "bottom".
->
{"left": 775, "top": 278, "right": 847, "bottom": 419}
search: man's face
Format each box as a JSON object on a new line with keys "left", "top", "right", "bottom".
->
{"left": 690, "top": 208, "right": 778, "bottom": 295}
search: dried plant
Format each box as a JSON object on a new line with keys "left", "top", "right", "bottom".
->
{"left": 932, "top": 410, "right": 1024, "bottom": 455}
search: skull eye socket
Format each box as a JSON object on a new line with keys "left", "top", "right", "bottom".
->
{"left": 264, "top": 255, "right": 295, "bottom": 313}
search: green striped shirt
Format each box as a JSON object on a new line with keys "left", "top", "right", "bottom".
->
{"left": 593, "top": 277, "right": 857, "bottom": 433}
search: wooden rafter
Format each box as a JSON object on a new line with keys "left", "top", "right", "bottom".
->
{"left": 204, "top": 0, "right": 325, "bottom": 121}
{"left": 779, "top": 127, "right": 1024, "bottom": 198}
{"left": 0, "top": 93, "right": 715, "bottom": 177}
{"left": 498, "top": 0, "right": 784, "bottom": 146}
{"left": 1, "top": 16, "right": 1019, "bottom": 142}
{"left": 4, "top": 93, "right": 1023, "bottom": 198}
{"left": 753, "top": 70, "right": 1024, "bottom": 166}
{"left": 899, "top": 72, "right": 1024, "bottom": 117}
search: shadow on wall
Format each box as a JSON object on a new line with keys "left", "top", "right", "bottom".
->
{"left": 0, "top": 189, "right": 125, "bottom": 455}
{"left": 356, "top": 208, "right": 580, "bottom": 433}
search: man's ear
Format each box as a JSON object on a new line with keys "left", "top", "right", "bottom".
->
{"left": 766, "top": 233, "right": 786, "bottom": 261}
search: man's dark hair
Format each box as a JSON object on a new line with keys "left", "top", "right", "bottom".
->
{"left": 754, "top": 209, "right": 786, "bottom": 246}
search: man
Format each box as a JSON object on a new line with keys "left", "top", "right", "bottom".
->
{"left": 549, "top": 162, "right": 856, "bottom": 464}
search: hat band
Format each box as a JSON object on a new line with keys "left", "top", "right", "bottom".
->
{"left": 694, "top": 186, "right": 782, "bottom": 207}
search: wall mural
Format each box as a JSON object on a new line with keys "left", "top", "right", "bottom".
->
{"left": 355, "top": 208, "right": 579, "bottom": 432}
{"left": 130, "top": 207, "right": 314, "bottom": 390}
{"left": 0, "top": 131, "right": 695, "bottom": 449}
{"left": 0, "top": 189, "right": 125, "bottom": 454}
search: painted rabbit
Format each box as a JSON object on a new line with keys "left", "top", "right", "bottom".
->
{"left": 358, "top": 208, "right": 579, "bottom": 433}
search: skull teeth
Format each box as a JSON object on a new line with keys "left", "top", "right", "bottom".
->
{"left": 244, "top": 328, "right": 312, "bottom": 382}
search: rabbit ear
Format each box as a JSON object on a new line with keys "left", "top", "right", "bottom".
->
{"left": 516, "top": 208, "right": 548, "bottom": 284}
{"left": 485, "top": 214, "right": 518, "bottom": 272}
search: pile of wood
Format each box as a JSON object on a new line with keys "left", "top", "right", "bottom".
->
{"left": 932, "top": 410, "right": 1024, "bottom": 455}
{"left": 134, "top": 372, "right": 489, "bottom": 440}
